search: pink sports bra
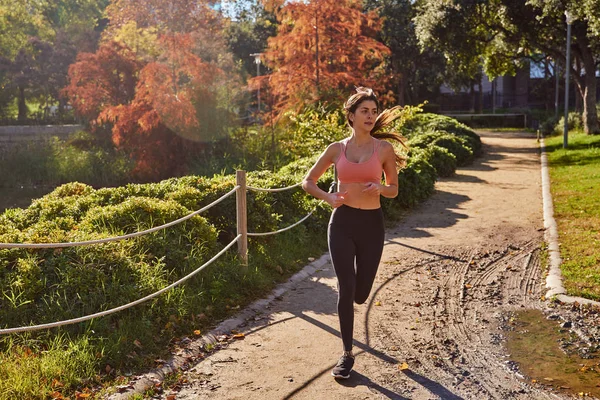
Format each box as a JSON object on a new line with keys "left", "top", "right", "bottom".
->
{"left": 335, "top": 138, "right": 383, "bottom": 184}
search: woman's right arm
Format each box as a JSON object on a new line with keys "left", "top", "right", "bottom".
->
{"left": 302, "top": 143, "right": 347, "bottom": 208}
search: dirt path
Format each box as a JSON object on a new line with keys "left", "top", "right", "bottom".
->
{"left": 158, "top": 131, "right": 572, "bottom": 400}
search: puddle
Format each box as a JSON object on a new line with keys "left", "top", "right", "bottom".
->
{"left": 505, "top": 309, "right": 600, "bottom": 398}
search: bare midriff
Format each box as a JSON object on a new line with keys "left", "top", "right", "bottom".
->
{"left": 338, "top": 182, "right": 381, "bottom": 210}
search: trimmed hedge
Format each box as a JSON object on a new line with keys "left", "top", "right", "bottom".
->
{"left": 408, "top": 131, "right": 474, "bottom": 166}
{"left": 401, "top": 113, "right": 482, "bottom": 156}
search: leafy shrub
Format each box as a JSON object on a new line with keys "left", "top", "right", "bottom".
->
{"left": 401, "top": 113, "right": 482, "bottom": 155}
{"left": 408, "top": 130, "right": 474, "bottom": 166}
{"left": 541, "top": 116, "right": 560, "bottom": 135}
{"left": 555, "top": 112, "right": 583, "bottom": 133}
{"left": 424, "top": 145, "right": 457, "bottom": 178}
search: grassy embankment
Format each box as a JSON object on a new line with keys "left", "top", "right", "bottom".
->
{"left": 545, "top": 131, "right": 600, "bottom": 301}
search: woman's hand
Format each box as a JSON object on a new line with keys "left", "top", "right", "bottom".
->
{"left": 362, "top": 182, "right": 381, "bottom": 196}
{"left": 327, "top": 191, "right": 347, "bottom": 208}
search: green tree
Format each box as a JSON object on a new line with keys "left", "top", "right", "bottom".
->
{"left": 414, "top": 0, "right": 495, "bottom": 113}
{"left": 224, "top": 0, "right": 278, "bottom": 78}
{"left": 0, "top": 0, "right": 107, "bottom": 121}
{"left": 415, "top": 0, "right": 600, "bottom": 134}
{"left": 364, "top": 0, "right": 445, "bottom": 106}
{"left": 524, "top": 0, "right": 600, "bottom": 134}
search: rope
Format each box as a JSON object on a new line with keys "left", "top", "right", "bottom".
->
{"left": 0, "top": 186, "right": 240, "bottom": 249}
{"left": 0, "top": 235, "right": 241, "bottom": 334}
{"left": 247, "top": 182, "right": 302, "bottom": 193}
{"left": 248, "top": 208, "right": 316, "bottom": 237}
{"left": 0, "top": 175, "right": 334, "bottom": 333}
{"left": 246, "top": 179, "right": 335, "bottom": 237}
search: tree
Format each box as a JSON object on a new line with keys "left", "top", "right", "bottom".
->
{"left": 523, "top": 0, "right": 600, "bottom": 134}
{"left": 364, "top": 0, "right": 445, "bottom": 106}
{"left": 104, "top": 0, "right": 220, "bottom": 36}
{"left": 414, "top": 0, "right": 494, "bottom": 113}
{"left": 0, "top": 0, "right": 106, "bottom": 121}
{"left": 415, "top": 0, "right": 600, "bottom": 134}
{"left": 63, "top": 41, "right": 140, "bottom": 122}
{"left": 224, "top": 0, "right": 278, "bottom": 78}
{"left": 65, "top": 0, "right": 244, "bottom": 179}
{"left": 256, "top": 0, "right": 390, "bottom": 113}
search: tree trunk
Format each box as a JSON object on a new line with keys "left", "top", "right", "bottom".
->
{"left": 397, "top": 73, "right": 406, "bottom": 106}
{"left": 17, "top": 85, "right": 27, "bottom": 122}
{"left": 469, "top": 82, "right": 475, "bottom": 113}
{"left": 578, "top": 37, "right": 600, "bottom": 134}
{"left": 478, "top": 76, "right": 484, "bottom": 114}
{"left": 582, "top": 71, "right": 600, "bottom": 134}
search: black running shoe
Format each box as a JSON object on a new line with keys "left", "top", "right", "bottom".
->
{"left": 331, "top": 354, "right": 354, "bottom": 379}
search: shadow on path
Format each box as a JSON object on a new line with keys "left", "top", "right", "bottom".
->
{"left": 389, "top": 191, "right": 470, "bottom": 239}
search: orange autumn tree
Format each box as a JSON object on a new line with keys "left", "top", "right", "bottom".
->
{"left": 101, "top": 34, "right": 224, "bottom": 178}
{"left": 64, "top": 0, "right": 241, "bottom": 180}
{"left": 64, "top": 33, "right": 224, "bottom": 180}
{"left": 256, "top": 0, "right": 390, "bottom": 113}
{"left": 63, "top": 41, "right": 141, "bottom": 124}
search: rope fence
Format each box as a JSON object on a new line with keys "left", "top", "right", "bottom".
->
{"left": 0, "top": 170, "right": 326, "bottom": 334}
{"left": 0, "top": 186, "right": 240, "bottom": 249}
{"left": 0, "top": 235, "right": 241, "bottom": 334}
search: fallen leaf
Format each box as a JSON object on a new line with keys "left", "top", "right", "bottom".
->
{"left": 133, "top": 339, "right": 142, "bottom": 349}
{"left": 194, "top": 330, "right": 202, "bottom": 336}
{"left": 464, "top": 284, "right": 473, "bottom": 289}
{"left": 75, "top": 393, "right": 91, "bottom": 399}
{"left": 544, "top": 378, "right": 554, "bottom": 382}
{"left": 167, "top": 395, "right": 176, "bottom": 400}
{"left": 398, "top": 362, "right": 409, "bottom": 371}
{"left": 51, "top": 379, "right": 64, "bottom": 388}
{"left": 232, "top": 333, "right": 245, "bottom": 339}
{"left": 375, "top": 301, "right": 382, "bottom": 306}
{"left": 51, "top": 392, "right": 64, "bottom": 399}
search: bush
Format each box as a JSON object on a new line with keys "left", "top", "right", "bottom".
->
{"left": 424, "top": 145, "right": 457, "bottom": 178}
{"left": 401, "top": 113, "right": 482, "bottom": 156}
{"left": 541, "top": 116, "right": 560, "bottom": 135}
{"left": 408, "top": 130, "right": 474, "bottom": 166}
{"left": 555, "top": 112, "right": 583, "bottom": 133}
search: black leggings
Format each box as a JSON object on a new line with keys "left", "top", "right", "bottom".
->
{"left": 328, "top": 205, "right": 384, "bottom": 351}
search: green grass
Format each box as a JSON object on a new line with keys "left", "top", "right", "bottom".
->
{"left": 545, "top": 131, "right": 600, "bottom": 301}
{"left": 0, "top": 333, "right": 101, "bottom": 399}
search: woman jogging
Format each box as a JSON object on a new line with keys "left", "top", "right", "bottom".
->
{"left": 302, "top": 87, "right": 407, "bottom": 379}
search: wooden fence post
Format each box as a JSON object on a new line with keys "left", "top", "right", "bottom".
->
{"left": 236, "top": 170, "right": 248, "bottom": 266}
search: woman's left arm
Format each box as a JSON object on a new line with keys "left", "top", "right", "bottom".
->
{"left": 379, "top": 141, "right": 399, "bottom": 198}
{"left": 363, "top": 141, "right": 399, "bottom": 198}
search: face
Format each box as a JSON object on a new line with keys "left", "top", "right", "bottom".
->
{"left": 349, "top": 100, "right": 378, "bottom": 132}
